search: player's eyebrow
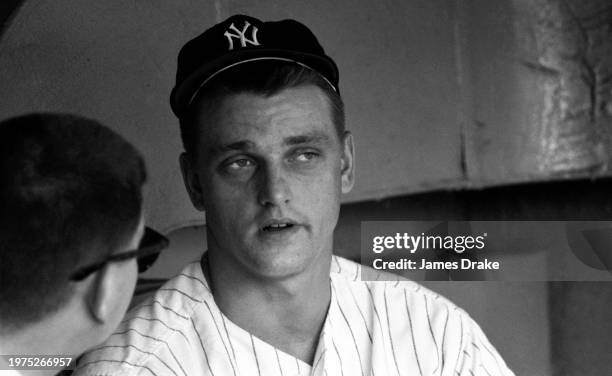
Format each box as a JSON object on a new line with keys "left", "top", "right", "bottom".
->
{"left": 206, "top": 131, "right": 333, "bottom": 160}
{"left": 283, "top": 131, "right": 332, "bottom": 146}
{"left": 207, "top": 140, "right": 256, "bottom": 159}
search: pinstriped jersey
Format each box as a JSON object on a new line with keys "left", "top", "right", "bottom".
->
{"left": 74, "top": 255, "right": 514, "bottom": 376}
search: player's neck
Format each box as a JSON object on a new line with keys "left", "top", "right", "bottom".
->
{"left": 202, "top": 249, "right": 332, "bottom": 364}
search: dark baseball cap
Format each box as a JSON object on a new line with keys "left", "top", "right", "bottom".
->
{"left": 170, "top": 14, "right": 339, "bottom": 117}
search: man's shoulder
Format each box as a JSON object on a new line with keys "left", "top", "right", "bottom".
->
{"left": 330, "top": 256, "right": 475, "bottom": 360}
{"left": 74, "top": 261, "right": 209, "bottom": 375}
{"left": 331, "top": 255, "right": 462, "bottom": 314}
{"left": 330, "top": 256, "right": 514, "bottom": 376}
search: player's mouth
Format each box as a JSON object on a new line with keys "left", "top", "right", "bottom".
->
{"left": 260, "top": 218, "right": 299, "bottom": 233}
{"left": 263, "top": 223, "right": 294, "bottom": 231}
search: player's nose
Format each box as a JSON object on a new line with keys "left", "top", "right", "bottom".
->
{"left": 257, "top": 164, "right": 291, "bottom": 207}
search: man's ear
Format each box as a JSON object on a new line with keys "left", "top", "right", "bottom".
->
{"left": 86, "top": 266, "right": 116, "bottom": 324}
{"left": 340, "top": 131, "right": 355, "bottom": 194}
{"left": 179, "top": 152, "right": 206, "bottom": 211}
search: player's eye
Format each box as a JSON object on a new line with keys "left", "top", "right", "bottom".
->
{"left": 294, "top": 151, "right": 320, "bottom": 163}
{"left": 224, "top": 158, "right": 255, "bottom": 172}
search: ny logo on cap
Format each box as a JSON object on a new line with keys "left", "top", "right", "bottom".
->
{"left": 224, "top": 21, "right": 260, "bottom": 50}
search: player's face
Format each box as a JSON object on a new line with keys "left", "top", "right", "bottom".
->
{"left": 182, "top": 85, "right": 354, "bottom": 278}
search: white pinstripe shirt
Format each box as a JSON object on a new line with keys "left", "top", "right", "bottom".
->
{"left": 75, "top": 256, "right": 514, "bottom": 376}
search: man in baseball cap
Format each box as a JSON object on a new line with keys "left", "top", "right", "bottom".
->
{"left": 76, "top": 15, "right": 514, "bottom": 375}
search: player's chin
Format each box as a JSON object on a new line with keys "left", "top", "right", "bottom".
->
{"left": 249, "top": 255, "right": 311, "bottom": 279}
{"left": 248, "top": 239, "right": 309, "bottom": 261}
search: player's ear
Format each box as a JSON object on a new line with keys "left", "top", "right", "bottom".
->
{"left": 179, "top": 152, "right": 206, "bottom": 211}
{"left": 340, "top": 131, "right": 355, "bottom": 194}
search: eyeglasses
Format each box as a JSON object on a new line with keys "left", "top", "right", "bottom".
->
{"left": 69, "top": 227, "right": 169, "bottom": 281}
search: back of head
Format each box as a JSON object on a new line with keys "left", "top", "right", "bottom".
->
{"left": 0, "top": 113, "right": 146, "bottom": 332}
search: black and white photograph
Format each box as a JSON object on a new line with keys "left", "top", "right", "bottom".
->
{"left": 1, "top": 1, "right": 611, "bottom": 375}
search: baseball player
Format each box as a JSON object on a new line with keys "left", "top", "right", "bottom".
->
{"left": 76, "top": 15, "right": 514, "bottom": 376}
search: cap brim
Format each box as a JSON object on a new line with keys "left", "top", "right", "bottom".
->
{"left": 170, "top": 48, "right": 339, "bottom": 117}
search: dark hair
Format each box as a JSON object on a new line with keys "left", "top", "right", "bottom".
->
{"left": 179, "top": 61, "right": 345, "bottom": 157}
{"left": 0, "top": 113, "right": 146, "bottom": 331}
